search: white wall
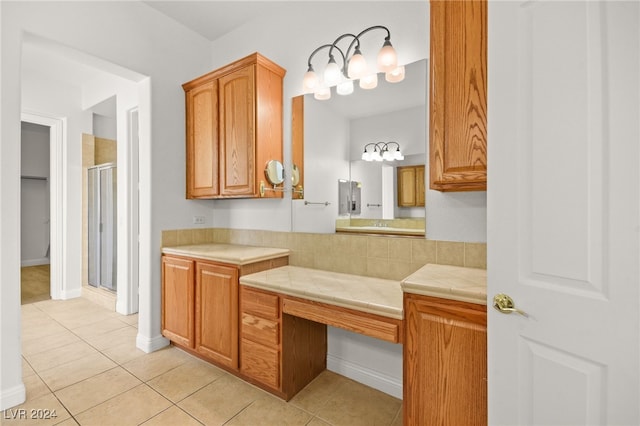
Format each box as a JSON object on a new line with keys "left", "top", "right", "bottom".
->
{"left": 0, "top": 1, "right": 212, "bottom": 410}
{"left": 21, "top": 122, "right": 50, "bottom": 266}
{"left": 92, "top": 113, "right": 116, "bottom": 140}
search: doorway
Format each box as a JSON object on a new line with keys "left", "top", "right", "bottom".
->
{"left": 20, "top": 122, "right": 51, "bottom": 304}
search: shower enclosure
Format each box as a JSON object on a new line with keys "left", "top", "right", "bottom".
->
{"left": 87, "top": 163, "right": 117, "bottom": 291}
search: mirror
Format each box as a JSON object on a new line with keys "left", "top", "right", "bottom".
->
{"left": 264, "top": 159, "right": 284, "bottom": 185}
{"left": 291, "top": 164, "right": 300, "bottom": 187}
{"left": 292, "top": 59, "right": 427, "bottom": 235}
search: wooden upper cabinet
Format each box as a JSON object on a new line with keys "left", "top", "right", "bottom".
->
{"left": 186, "top": 82, "right": 219, "bottom": 198}
{"left": 398, "top": 165, "right": 425, "bottom": 207}
{"left": 430, "top": 0, "right": 488, "bottom": 191}
{"left": 183, "top": 53, "right": 286, "bottom": 199}
{"left": 219, "top": 66, "right": 255, "bottom": 196}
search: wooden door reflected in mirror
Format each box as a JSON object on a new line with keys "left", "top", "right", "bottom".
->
{"left": 291, "top": 96, "right": 304, "bottom": 199}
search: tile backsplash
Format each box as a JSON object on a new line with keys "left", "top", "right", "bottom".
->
{"left": 161, "top": 228, "right": 486, "bottom": 281}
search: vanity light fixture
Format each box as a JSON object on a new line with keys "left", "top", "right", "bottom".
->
{"left": 361, "top": 142, "right": 404, "bottom": 162}
{"left": 302, "top": 25, "right": 405, "bottom": 100}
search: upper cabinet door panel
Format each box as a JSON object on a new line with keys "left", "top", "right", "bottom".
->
{"left": 183, "top": 53, "right": 285, "bottom": 200}
{"left": 219, "top": 66, "right": 256, "bottom": 197}
{"left": 186, "top": 82, "right": 218, "bottom": 198}
{"left": 430, "top": 0, "right": 488, "bottom": 191}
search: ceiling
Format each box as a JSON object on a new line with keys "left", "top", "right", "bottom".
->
{"left": 143, "top": 1, "right": 292, "bottom": 42}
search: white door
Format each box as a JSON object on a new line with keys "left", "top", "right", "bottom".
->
{"left": 488, "top": 1, "right": 639, "bottom": 425}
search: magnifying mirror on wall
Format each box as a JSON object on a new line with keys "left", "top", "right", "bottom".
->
{"left": 264, "top": 160, "right": 284, "bottom": 186}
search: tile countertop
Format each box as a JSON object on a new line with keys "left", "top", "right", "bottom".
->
{"left": 239, "top": 265, "right": 404, "bottom": 320}
{"left": 162, "top": 243, "right": 290, "bottom": 266}
{"left": 401, "top": 264, "right": 487, "bottom": 305}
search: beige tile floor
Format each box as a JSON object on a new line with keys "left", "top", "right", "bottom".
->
{"left": 3, "top": 297, "right": 403, "bottom": 426}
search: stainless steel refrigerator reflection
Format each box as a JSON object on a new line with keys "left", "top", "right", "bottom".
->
{"left": 88, "top": 164, "right": 117, "bottom": 291}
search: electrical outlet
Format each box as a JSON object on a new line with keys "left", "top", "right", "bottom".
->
{"left": 192, "top": 216, "right": 205, "bottom": 225}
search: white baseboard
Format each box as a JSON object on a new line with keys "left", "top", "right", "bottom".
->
{"left": 0, "top": 383, "right": 26, "bottom": 411}
{"left": 327, "top": 354, "right": 403, "bottom": 399}
{"left": 59, "top": 287, "right": 82, "bottom": 300}
{"left": 20, "top": 258, "right": 49, "bottom": 267}
{"left": 136, "top": 333, "right": 169, "bottom": 353}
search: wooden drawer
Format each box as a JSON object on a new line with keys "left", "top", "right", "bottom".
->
{"left": 241, "top": 286, "right": 280, "bottom": 319}
{"left": 282, "top": 297, "right": 402, "bottom": 343}
{"left": 241, "top": 312, "right": 280, "bottom": 347}
{"left": 240, "top": 338, "right": 280, "bottom": 389}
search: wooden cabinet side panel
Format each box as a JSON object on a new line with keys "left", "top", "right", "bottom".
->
{"left": 256, "top": 64, "right": 285, "bottom": 199}
{"left": 186, "top": 82, "right": 219, "bottom": 198}
{"left": 430, "top": 0, "right": 487, "bottom": 191}
{"left": 281, "top": 314, "right": 327, "bottom": 399}
{"left": 404, "top": 295, "right": 487, "bottom": 426}
{"left": 219, "top": 65, "right": 256, "bottom": 197}
{"left": 195, "top": 262, "right": 239, "bottom": 368}
{"left": 161, "top": 256, "right": 195, "bottom": 348}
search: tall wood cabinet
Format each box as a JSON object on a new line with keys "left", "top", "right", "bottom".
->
{"left": 429, "top": 0, "right": 488, "bottom": 191}
{"left": 397, "top": 165, "right": 425, "bottom": 207}
{"left": 183, "top": 53, "right": 286, "bottom": 199}
{"left": 404, "top": 293, "right": 487, "bottom": 425}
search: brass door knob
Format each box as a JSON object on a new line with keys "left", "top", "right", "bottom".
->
{"left": 493, "top": 293, "right": 528, "bottom": 317}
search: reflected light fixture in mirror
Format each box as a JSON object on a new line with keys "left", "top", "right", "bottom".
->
{"left": 362, "top": 142, "right": 404, "bottom": 162}
{"left": 302, "top": 25, "right": 405, "bottom": 100}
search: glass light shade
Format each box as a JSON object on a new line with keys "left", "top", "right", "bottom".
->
{"left": 313, "top": 84, "right": 331, "bottom": 100}
{"left": 393, "top": 149, "right": 404, "bottom": 160}
{"left": 359, "top": 73, "right": 378, "bottom": 90}
{"left": 347, "top": 50, "right": 368, "bottom": 79}
{"left": 382, "top": 149, "right": 393, "bottom": 161}
{"left": 323, "top": 60, "right": 342, "bottom": 86}
{"left": 377, "top": 41, "right": 398, "bottom": 72}
{"left": 372, "top": 150, "right": 383, "bottom": 161}
{"left": 336, "top": 80, "right": 354, "bottom": 96}
{"left": 385, "top": 65, "right": 405, "bottom": 83}
{"left": 361, "top": 150, "right": 371, "bottom": 161}
{"left": 302, "top": 70, "right": 318, "bottom": 93}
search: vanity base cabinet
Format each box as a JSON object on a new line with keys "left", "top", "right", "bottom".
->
{"left": 161, "top": 254, "right": 288, "bottom": 374}
{"left": 195, "top": 262, "right": 239, "bottom": 369}
{"left": 404, "top": 294, "right": 487, "bottom": 426}
{"left": 240, "top": 286, "right": 327, "bottom": 400}
{"left": 161, "top": 256, "right": 195, "bottom": 348}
